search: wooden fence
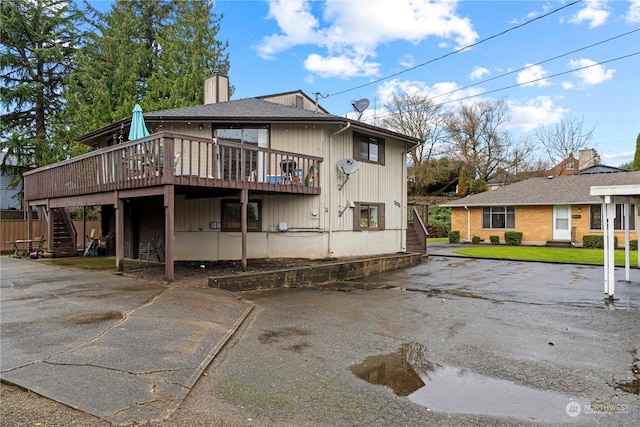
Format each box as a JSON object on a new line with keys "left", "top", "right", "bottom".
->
{"left": 0, "top": 219, "right": 102, "bottom": 254}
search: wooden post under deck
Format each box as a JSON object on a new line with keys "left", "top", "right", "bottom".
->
{"left": 164, "top": 185, "right": 175, "bottom": 281}
{"left": 241, "top": 187, "right": 248, "bottom": 272}
{"left": 115, "top": 193, "right": 124, "bottom": 272}
{"left": 27, "top": 206, "right": 33, "bottom": 244}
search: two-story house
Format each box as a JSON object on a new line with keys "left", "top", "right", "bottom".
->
{"left": 23, "top": 73, "right": 424, "bottom": 280}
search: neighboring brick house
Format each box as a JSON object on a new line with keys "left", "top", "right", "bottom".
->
{"left": 443, "top": 171, "right": 639, "bottom": 246}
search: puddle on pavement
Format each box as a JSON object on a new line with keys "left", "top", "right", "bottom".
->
{"left": 351, "top": 343, "right": 586, "bottom": 422}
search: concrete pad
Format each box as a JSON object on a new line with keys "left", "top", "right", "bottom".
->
{"left": 0, "top": 257, "right": 252, "bottom": 424}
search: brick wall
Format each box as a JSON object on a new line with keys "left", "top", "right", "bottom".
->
{"left": 451, "top": 205, "right": 638, "bottom": 245}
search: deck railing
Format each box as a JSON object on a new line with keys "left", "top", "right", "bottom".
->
{"left": 24, "top": 132, "right": 322, "bottom": 200}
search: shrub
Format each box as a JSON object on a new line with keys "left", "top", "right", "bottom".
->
{"left": 490, "top": 235, "right": 500, "bottom": 245}
{"left": 471, "top": 236, "right": 481, "bottom": 244}
{"left": 427, "top": 205, "right": 451, "bottom": 237}
{"left": 504, "top": 231, "right": 523, "bottom": 246}
{"left": 448, "top": 230, "right": 460, "bottom": 244}
{"left": 631, "top": 240, "right": 638, "bottom": 251}
{"left": 583, "top": 235, "right": 618, "bottom": 249}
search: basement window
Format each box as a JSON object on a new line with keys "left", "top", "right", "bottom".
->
{"left": 221, "top": 200, "right": 262, "bottom": 232}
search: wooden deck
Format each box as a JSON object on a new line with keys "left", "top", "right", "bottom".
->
{"left": 23, "top": 132, "right": 322, "bottom": 202}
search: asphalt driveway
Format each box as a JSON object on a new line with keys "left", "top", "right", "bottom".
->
{"left": 1, "top": 250, "right": 639, "bottom": 426}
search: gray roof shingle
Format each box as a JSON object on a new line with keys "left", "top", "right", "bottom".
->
{"left": 145, "top": 98, "right": 332, "bottom": 121}
{"left": 444, "top": 171, "right": 640, "bottom": 207}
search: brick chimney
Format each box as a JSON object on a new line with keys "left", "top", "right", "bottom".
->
{"left": 204, "top": 71, "right": 229, "bottom": 104}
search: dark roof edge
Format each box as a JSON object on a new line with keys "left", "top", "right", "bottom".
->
{"left": 78, "top": 114, "right": 420, "bottom": 147}
{"left": 445, "top": 201, "right": 603, "bottom": 207}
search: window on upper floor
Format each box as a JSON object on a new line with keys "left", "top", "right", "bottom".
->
{"left": 590, "top": 204, "right": 636, "bottom": 231}
{"left": 216, "top": 127, "right": 269, "bottom": 148}
{"left": 482, "top": 206, "right": 516, "bottom": 229}
{"left": 353, "top": 132, "right": 385, "bottom": 165}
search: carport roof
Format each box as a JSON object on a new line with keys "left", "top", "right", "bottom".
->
{"left": 444, "top": 171, "right": 640, "bottom": 207}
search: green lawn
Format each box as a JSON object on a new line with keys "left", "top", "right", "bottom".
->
{"left": 427, "top": 237, "right": 449, "bottom": 243}
{"left": 451, "top": 245, "right": 638, "bottom": 266}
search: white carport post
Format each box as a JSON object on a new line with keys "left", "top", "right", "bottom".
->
{"left": 623, "top": 201, "right": 630, "bottom": 282}
{"left": 591, "top": 183, "right": 640, "bottom": 302}
{"left": 602, "top": 196, "right": 616, "bottom": 300}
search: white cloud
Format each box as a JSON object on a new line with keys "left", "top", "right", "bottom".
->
{"left": 569, "top": 58, "right": 615, "bottom": 85}
{"left": 569, "top": 0, "right": 610, "bottom": 28}
{"left": 506, "top": 97, "right": 568, "bottom": 132}
{"left": 256, "top": 0, "right": 322, "bottom": 59}
{"left": 257, "top": 0, "right": 478, "bottom": 78}
{"left": 304, "top": 53, "right": 380, "bottom": 78}
{"left": 561, "top": 81, "right": 575, "bottom": 90}
{"left": 375, "top": 78, "right": 484, "bottom": 107}
{"left": 601, "top": 151, "right": 634, "bottom": 162}
{"left": 626, "top": 0, "right": 640, "bottom": 23}
{"left": 469, "top": 66, "right": 489, "bottom": 80}
{"left": 516, "top": 64, "right": 551, "bottom": 87}
{"left": 399, "top": 54, "right": 415, "bottom": 68}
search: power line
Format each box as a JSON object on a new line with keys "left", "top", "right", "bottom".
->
{"left": 326, "top": 0, "right": 584, "bottom": 98}
{"left": 363, "top": 52, "right": 639, "bottom": 122}
{"left": 429, "top": 28, "right": 640, "bottom": 102}
{"left": 433, "top": 52, "right": 639, "bottom": 107}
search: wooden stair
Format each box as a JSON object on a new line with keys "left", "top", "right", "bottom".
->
{"left": 406, "top": 225, "right": 426, "bottom": 253}
{"left": 38, "top": 206, "right": 78, "bottom": 257}
{"left": 52, "top": 208, "right": 77, "bottom": 256}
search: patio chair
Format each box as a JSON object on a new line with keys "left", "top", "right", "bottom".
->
{"left": 139, "top": 235, "right": 164, "bottom": 266}
{"left": 84, "top": 229, "right": 98, "bottom": 256}
{"left": 98, "top": 231, "right": 114, "bottom": 255}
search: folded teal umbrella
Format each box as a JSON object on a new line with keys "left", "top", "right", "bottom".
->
{"left": 128, "top": 104, "right": 150, "bottom": 140}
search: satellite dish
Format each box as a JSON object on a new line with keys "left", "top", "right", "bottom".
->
{"left": 337, "top": 158, "right": 360, "bottom": 175}
{"left": 336, "top": 158, "right": 360, "bottom": 190}
{"left": 352, "top": 98, "right": 370, "bottom": 120}
{"left": 352, "top": 99, "right": 370, "bottom": 113}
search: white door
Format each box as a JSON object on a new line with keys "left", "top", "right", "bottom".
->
{"left": 553, "top": 205, "right": 572, "bottom": 240}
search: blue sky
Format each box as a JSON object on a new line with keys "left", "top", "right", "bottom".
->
{"left": 94, "top": 0, "right": 640, "bottom": 166}
{"left": 214, "top": 0, "right": 639, "bottom": 167}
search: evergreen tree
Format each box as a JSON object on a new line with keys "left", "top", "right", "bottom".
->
{"left": 1, "top": 0, "right": 80, "bottom": 181}
{"left": 65, "top": 0, "right": 230, "bottom": 138}
{"left": 147, "top": 0, "right": 230, "bottom": 109}
{"left": 457, "top": 169, "right": 468, "bottom": 196}
{"left": 633, "top": 133, "right": 640, "bottom": 171}
{"left": 64, "top": 0, "right": 170, "bottom": 136}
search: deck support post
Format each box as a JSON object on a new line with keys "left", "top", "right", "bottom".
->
{"left": 241, "top": 186, "right": 248, "bottom": 272}
{"left": 164, "top": 185, "right": 175, "bottom": 281}
{"left": 115, "top": 192, "right": 124, "bottom": 272}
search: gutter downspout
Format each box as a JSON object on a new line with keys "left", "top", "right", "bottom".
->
{"left": 464, "top": 205, "right": 470, "bottom": 243}
{"left": 328, "top": 122, "right": 351, "bottom": 255}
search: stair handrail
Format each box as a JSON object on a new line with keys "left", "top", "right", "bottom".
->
{"left": 408, "top": 202, "right": 428, "bottom": 253}
{"left": 59, "top": 208, "right": 77, "bottom": 252}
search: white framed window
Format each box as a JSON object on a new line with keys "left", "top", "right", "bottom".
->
{"left": 482, "top": 206, "right": 515, "bottom": 229}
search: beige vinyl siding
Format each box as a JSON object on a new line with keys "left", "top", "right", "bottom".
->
{"left": 261, "top": 93, "right": 319, "bottom": 111}
{"left": 327, "top": 128, "right": 406, "bottom": 233}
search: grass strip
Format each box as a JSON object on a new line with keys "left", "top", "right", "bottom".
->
{"left": 452, "top": 245, "right": 638, "bottom": 266}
